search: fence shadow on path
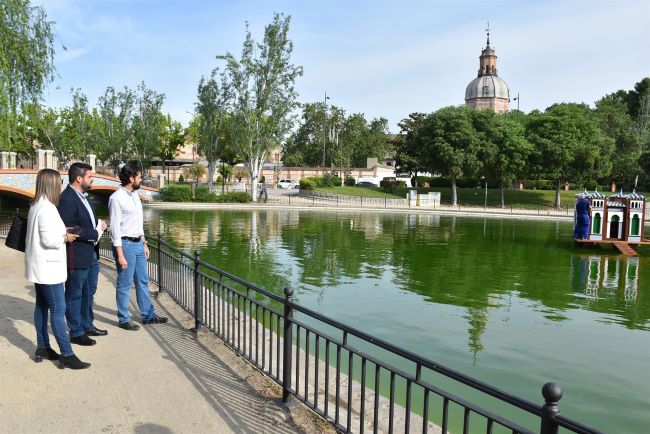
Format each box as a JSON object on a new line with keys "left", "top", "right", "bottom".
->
{"left": 0, "top": 284, "right": 38, "bottom": 358}
{"left": 137, "top": 290, "right": 301, "bottom": 433}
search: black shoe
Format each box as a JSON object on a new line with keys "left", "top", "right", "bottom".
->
{"left": 59, "top": 354, "right": 91, "bottom": 370}
{"left": 86, "top": 326, "right": 108, "bottom": 337}
{"left": 118, "top": 321, "right": 141, "bottom": 331}
{"left": 70, "top": 335, "right": 96, "bottom": 346}
{"left": 142, "top": 316, "right": 168, "bottom": 325}
{"left": 34, "top": 347, "right": 60, "bottom": 362}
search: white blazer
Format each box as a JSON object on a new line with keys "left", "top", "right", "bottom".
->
{"left": 24, "top": 197, "right": 68, "bottom": 284}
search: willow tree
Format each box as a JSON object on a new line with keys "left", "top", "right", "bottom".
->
{"left": 218, "top": 13, "right": 303, "bottom": 201}
{"left": 0, "top": 0, "right": 56, "bottom": 151}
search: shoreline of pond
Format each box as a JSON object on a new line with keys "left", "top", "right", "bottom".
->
{"left": 146, "top": 201, "right": 579, "bottom": 222}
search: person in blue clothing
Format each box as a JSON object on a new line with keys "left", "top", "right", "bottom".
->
{"left": 58, "top": 162, "right": 108, "bottom": 347}
{"left": 574, "top": 195, "right": 591, "bottom": 240}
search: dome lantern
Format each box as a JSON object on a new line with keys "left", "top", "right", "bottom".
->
{"left": 465, "top": 25, "right": 510, "bottom": 113}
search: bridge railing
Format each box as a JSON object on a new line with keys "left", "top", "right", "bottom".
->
{"left": 0, "top": 214, "right": 602, "bottom": 434}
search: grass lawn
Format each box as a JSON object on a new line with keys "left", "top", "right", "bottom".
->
{"left": 313, "top": 186, "right": 611, "bottom": 207}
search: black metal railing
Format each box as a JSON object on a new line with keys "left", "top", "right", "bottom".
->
{"left": 0, "top": 213, "right": 600, "bottom": 434}
{"left": 101, "top": 232, "right": 601, "bottom": 434}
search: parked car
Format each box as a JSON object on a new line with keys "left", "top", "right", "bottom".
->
{"left": 278, "top": 179, "right": 299, "bottom": 189}
{"left": 357, "top": 181, "right": 378, "bottom": 187}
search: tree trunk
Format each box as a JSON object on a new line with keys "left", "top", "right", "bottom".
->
{"left": 249, "top": 158, "right": 260, "bottom": 202}
{"left": 221, "top": 161, "right": 225, "bottom": 194}
{"left": 451, "top": 175, "right": 458, "bottom": 206}
{"left": 501, "top": 183, "right": 505, "bottom": 208}
{"left": 207, "top": 161, "right": 216, "bottom": 193}
{"left": 555, "top": 179, "right": 562, "bottom": 209}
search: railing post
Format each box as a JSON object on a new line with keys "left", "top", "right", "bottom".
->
{"left": 157, "top": 233, "right": 163, "bottom": 292}
{"left": 282, "top": 285, "right": 294, "bottom": 403}
{"left": 193, "top": 250, "right": 201, "bottom": 330}
{"left": 540, "top": 382, "right": 562, "bottom": 434}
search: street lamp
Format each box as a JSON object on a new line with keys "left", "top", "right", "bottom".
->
{"left": 482, "top": 176, "right": 488, "bottom": 209}
{"left": 322, "top": 92, "right": 330, "bottom": 169}
{"left": 512, "top": 93, "right": 520, "bottom": 122}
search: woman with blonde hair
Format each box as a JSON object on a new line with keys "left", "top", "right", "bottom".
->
{"left": 25, "top": 168, "right": 90, "bottom": 369}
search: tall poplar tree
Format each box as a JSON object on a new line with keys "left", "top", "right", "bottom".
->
{"left": 218, "top": 13, "right": 303, "bottom": 201}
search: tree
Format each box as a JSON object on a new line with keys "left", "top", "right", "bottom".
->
{"left": 395, "top": 112, "right": 428, "bottom": 186}
{"left": 0, "top": 0, "right": 56, "bottom": 151}
{"left": 131, "top": 82, "right": 165, "bottom": 172}
{"left": 195, "top": 68, "right": 232, "bottom": 192}
{"left": 420, "top": 106, "right": 482, "bottom": 206}
{"left": 595, "top": 94, "right": 644, "bottom": 188}
{"left": 473, "top": 110, "right": 532, "bottom": 207}
{"left": 526, "top": 103, "right": 613, "bottom": 208}
{"left": 95, "top": 86, "right": 135, "bottom": 173}
{"left": 218, "top": 14, "right": 303, "bottom": 201}
{"left": 159, "top": 114, "right": 185, "bottom": 181}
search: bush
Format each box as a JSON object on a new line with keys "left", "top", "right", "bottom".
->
{"left": 331, "top": 176, "right": 342, "bottom": 187}
{"left": 344, "top": 177, "right": 356, "bottom": 186}
{"left": 380, "top": 179, "right": 406, "bottom": 192}
{"left": 308, "top": 176, "right": 324, "bottom": 187}
{"left": 299, "top": 178, "right": 316, "bottom": 190}
{"left": 159, "top": 184, "right": 192, "bottom": 202}
{"left": 194, "top": 187, "right": 218, "bottom": 203}
{"left": 178, "top": 174, "right": 184, "bottom": 183}
{"left": 525, "top": 180, "right": 555, "bottom": 190}
{"left": 215, "top": 192, "right": 252, "bottom": 203}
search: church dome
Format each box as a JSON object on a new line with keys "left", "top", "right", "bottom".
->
{"left": 465, "top": 75, "right": 510, "bottom": 100}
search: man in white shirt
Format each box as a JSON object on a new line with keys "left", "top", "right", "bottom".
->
{"left": 108, "top": 164, "right": 167, "bottom": 330}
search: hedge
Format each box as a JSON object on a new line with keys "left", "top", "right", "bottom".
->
{"left": 159, "top": 184, "right": 252, "bottom": 203}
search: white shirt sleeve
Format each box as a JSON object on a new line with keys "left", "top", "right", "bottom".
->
{"left": 108, "top": 195, "right": 123, "bottom": 247}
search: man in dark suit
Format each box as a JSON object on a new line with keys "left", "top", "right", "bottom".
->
{"left": 58, "top": 162, "right": 108, "bottom": 346}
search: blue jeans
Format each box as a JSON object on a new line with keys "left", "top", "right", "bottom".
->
{"left": 34, "top": 283, "right": 74, "bottom": 357}
{"left": 65, "top": 258, "right": 100, "bottom": 337}
{"left": 113, "top": 240, "right": 156, "bottom": 323}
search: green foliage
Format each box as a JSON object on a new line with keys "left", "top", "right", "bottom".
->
{"left": 0, "top": 0, "right": 56, "bottom": 151}
{"left": 283, "top": 103, "right": 391, "bottom": 171}
{"left": 215, "top": 192, "right": 252, "bottom": 203}
{"left": 322, "top": 172, "right": 341, "bottom": 187}
{"left": 344, "top": 177, "right": 356, "bottom": 186}
{"left": 299, "top": 178, "right": 315, "bottom": 190}
{"left": 524, "top": 180, "right": 555, "bottom": 190}
{"left": 526, "top": 103, "right": 613, "bottom": 207}
{"left": 159, "top": 184, "right": 193, "bottom": 201}
{"left": 182, "top": 162, "right": 206, "bottom": 182}
{"left": 218, "top": 13, "right": 303, "bottom": 201}
{"left": 160, "top": 185, "right": 251, "bottom": 203}
{"left": 380, "top": 179, "right": 406, "bottom": 192}
{"left": 178, "top": 174, "right": 184, "bottom": 183}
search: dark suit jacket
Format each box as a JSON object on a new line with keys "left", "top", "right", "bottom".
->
{"left": 58, "top": 185, "right": 100, "bottom": 269}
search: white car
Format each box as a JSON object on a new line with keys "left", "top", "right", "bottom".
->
{"left": 278, "top": 179, "right": 299, "bottom": 189}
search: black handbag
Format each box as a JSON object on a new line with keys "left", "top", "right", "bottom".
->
{"left": 5, "top": 214, "right": 27, "bottom": 252}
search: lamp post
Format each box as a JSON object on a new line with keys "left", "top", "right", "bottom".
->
{"left": 513, "top": 93, "right": 520, "bottom": 122}
{"left": 482, "top": 176, "right": 488, "bottom": 210}
{"left": 322, "top": 92, "right": 330, "bottom": 169}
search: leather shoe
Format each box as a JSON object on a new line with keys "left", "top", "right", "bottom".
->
{"left": 86, "top": 327, "right": 108, "bottom": 337}
{"left": 70, "top": 335, "right": 96, "bottom": 346}
{"left": 118, "top": 321, "right": 141, "bottom": 331}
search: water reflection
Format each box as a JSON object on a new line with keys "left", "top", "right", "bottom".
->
{"left": 572, "top": 255, "right": 640, "bottom": 302}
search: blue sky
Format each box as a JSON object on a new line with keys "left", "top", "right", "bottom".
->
{"left": 36, "top": 0, "right": 650, "bottom": 132}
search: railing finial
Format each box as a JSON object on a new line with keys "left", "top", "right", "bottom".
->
{"left": 540, "top": 382, "right": 563, "bottom": 434}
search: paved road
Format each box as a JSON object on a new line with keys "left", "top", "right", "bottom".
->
{"left": 0, "top": 244, "right": 309, "bottom": 434}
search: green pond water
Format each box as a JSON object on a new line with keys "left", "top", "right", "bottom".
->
{"left": 142, "top": 208, "right": 649, "bottom": 433}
